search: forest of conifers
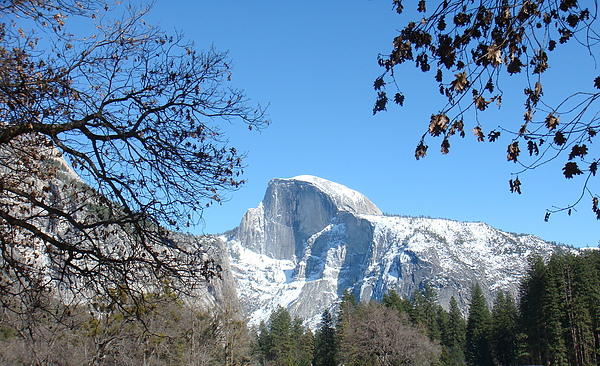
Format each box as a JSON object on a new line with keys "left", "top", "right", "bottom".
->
{"left": 1, "top": 249, "right": 598, "bottom": 365}
{"left": 255, "top": 249, "right": 600, "bottom": 366}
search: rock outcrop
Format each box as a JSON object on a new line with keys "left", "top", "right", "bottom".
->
{"left": 224, "top": 175, "right": 563, "bottom": 327}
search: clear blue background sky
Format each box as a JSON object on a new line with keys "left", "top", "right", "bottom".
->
{"left": 140, "top": 0, "right": 599, "bottom": 248}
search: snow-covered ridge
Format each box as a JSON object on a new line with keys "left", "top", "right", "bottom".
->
{"left": 226, "top": 175, "right": 564, "bottom": 328}
{"left": 278, "top": 175, "right": 382, "bottom": 216}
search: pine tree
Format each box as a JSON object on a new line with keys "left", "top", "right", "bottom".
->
{"left": 256, "top": 320, "right": 272, "bottom": 365}
{"left": 382, "top": 289, "right": 412, "bottom": 315}
{"left": 578, "top": 250, "right": 600, "bottom": 364}
{"left": 268, "top": 306, "right": 293, "bottom": 365}
{"left": 491, "top": 291, "right": 519, "bottom": 366}
{"left": 565, "top": 252, "right": 597, "bottom": 365}
{"left": 411, "top": 284, "right": 443, "bottom": 341}
{"left": 313, "top": 310, "right": 337, "bottom": 366}
{"left": 442, "top": 296, "right": 467, "bottom": 366}
{"left": 291, "top": 318, "right": 314, "bottom": 366}
{"left": 336, "top": 289, "right": 358, "bottom": 365}
{"left": 465, "top": 284, "right": 492, "bottom": 366}
{"left": 543, "top": 254, "right": 569, "bottom": 366}
{"left": 519, "top": 255, "right": 548, "bottom": 365}
{"left": 336, "top": 289, "right": 358, "bottom": 338}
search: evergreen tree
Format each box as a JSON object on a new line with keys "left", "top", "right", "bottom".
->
{"left": 268, "top": 306, "right": 293, "bottom": 365}
{"left": 577, "top": 250, "right": 600, "bottom": 364}
{"left": 291, "top": 318, "right": 314, "bottom": 366}
{"left": 411, "top": 284, "right": 443, "bottom": 341}
{"left": 519, "top": 255, "right": 547, "bottom": 365}
{"left": 442, "top": 296, "right": 467, "bottom": 366}
{"left": 313, "top": 310, "right": 337, "bottom": 366}
{"left": 465, "top": 284, "right": 492, "bottom": 366}
{"left": 491, "top": 291, "right": 519, "bottom": 366}
{"left": 336, "top": 289, "right": 358, "bottom": 336}
{"left": 543, "top": 254, "right": 569, "bottom": 366}
{"left": 382, "top": 289, "right": 412, "bottom": 315}
{"left": 564, "top": 252, "right": 597, "bottom": 365}
{"left": 256, "top": 320, "right": 272, "bottom": 365}
{"left": 336, "top": 289, "right": 358, "bottom": 365}
{"left": 519, "top": 251, "right": 600, "bottom": 366}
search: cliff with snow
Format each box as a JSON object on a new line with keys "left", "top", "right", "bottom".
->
{"left": 224, "top": 175, "right": 563, "bottom": 327}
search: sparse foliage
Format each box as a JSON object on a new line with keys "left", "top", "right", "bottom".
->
{"left": 376, "top": 0, "right": 600, "bottom": 219}
{"left": 339, "top": 301, "right": 441, "bottom": 366}
{"left": 0, "top": 290, "right": 251, "bottom": 365}
{"left": 0, "top": 0, "right": 267, "bottom": 313}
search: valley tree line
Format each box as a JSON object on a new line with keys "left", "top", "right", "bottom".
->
{"left": 2, "top": 249, "right": 599, "bottom": 365}
{"left": 256, "top": 250, "right": 600, "bottom": 366}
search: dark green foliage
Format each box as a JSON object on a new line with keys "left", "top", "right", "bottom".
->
{"left": 441, "top": 296, "right": 467, "bottom": 366}
{"left": 410, "top": 284, "right": 444, "bottom": 341}
{"left": 490, "top": 292, "right": 518, "bottom": 366}
{"left": 336, "top": 289, "right": 359, "bottom": 345}
{"left": 254, "top": 306, "right": 314, "bottom": 366}
{"left": 519, "top": 255, "right": 547, "bottom": 364}
{"left": 465, "top": 284, "right": 493, "bottom": 366}
{"left": 519, "top": 251, "right": 600, "bottom": 366}
{"left": 382, "top": 289, "right": 412, "bottom": 315}
{"left": 313, "top": 310, "right": 337, "bottom": 366}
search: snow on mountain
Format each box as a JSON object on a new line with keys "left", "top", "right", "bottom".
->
{"left": 288, "top": 175, "right": 382, "bottom": 216}
{"left": 224, "top": 176, "right": 564, "bottom": 328}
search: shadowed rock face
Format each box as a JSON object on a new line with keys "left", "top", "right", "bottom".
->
{"left": 225, "top": 176, "right": 563, "bottom": 327}
{"left": 233, "top": 176, "right": 381, "bottom": 260}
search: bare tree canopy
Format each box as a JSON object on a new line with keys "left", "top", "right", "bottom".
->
{"left": 0, "top": 0, "right": 268, "bottom": 313}
{"left": 375, "top": 0, "right": 600, "bottom": 219}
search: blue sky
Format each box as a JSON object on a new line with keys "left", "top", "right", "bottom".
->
{"left": 139, "top": 0, "right": 600, "bottom": 248}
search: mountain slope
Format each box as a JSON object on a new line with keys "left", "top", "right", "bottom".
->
{"left": 0, "top": 138, "right": 238, "bottom": 313}
{"left": 224, "top": 175, "right": 563, "bottom": 327}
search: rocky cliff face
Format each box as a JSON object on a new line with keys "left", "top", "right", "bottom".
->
{"left": 232, "top": 175, "right": 381, "bottom": 260}
{"left": 224, "top": 175, "right": 562, "bottom": 327}
{"left": 1, "top": 144, "right": 239, "bottom": 313}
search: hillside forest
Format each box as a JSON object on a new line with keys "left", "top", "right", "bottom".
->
{"left": 1, "top": 249, "right": 598, "bottom": 365}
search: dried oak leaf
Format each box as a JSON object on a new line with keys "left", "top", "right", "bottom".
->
{"left": 448, "top": 120, "right": 464, "bottom": 137}
{"left": 588, "top": 128, "right": 597, "bottom": 138}
{"left": 473, "top": 126, "right": 485, "bottom": 142}
{"left": 474, "top": 95, "right": 490, "bottom": 111}
{"left": 590, "top": 161, "right": 597, "bottom": 176}
{"left": 415, "top": 141, "right": 428, "bottom": 160}
{"left": 509, "top": 177, "right": 522, "bottom": 194}
{"left": 507, "top": 58, "right": 524, "bottom": 74}
{"left": 568, "top": 144, "right": 588, "bottom": 160}
{"left": 488, "top": 130, "right": 501, "bottom": 142}
{"left": 393, "top": 0, "right": 404, "bottom": 14}
{"left": 554, "top": 131, "right": 567, "bottom": 145}
{"left": 527, "top": 140, "right": 539, "bottom": 156}
{"left": 441, "top": 139, "right": 450, "bottom": 154}
{"left": 429, "top": 114, "right": 449, "bottom": 136}
{"left": 394, "top": 93, "right": 405, "bottom": 106}
{"left": 507, "top": 141, "right": 520, "bottom": 162}
{"left": 451, "top": 72, "right": 469, "bottom": 92}
{"left": 373, "top": 91, "right": 388, "bottom": 114}
{"left": 563, "top": 162, "right": 583, "bottom": 178}
{"left": 545, "top": 113, "right": 559, "bottom": 131}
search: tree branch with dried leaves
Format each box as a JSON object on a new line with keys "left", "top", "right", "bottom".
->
{"left": 0, "top": 0, "right": 268, "bottom": 315}
{"left": 376, "top": 0, "right": 600, "bottom": 220}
